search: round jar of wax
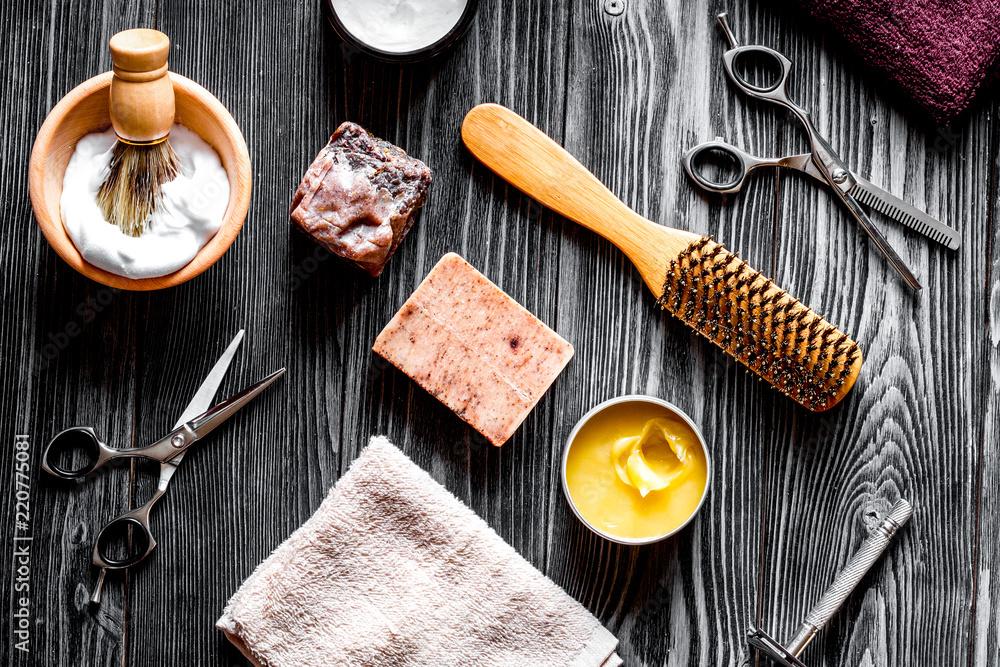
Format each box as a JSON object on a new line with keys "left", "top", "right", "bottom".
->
{"left": 325, "top": 0, "right": 479, "bottom": 63}
{"left": 561, "top": 396, "right": 711, "bottom": 545}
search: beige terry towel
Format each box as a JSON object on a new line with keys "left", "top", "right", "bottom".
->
{"left": 218, "top": 436, "right": 622, "bottom": 667}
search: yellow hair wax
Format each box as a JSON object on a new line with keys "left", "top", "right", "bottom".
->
{"left": 565, "top": 400, "right": 709, "bottom": 541}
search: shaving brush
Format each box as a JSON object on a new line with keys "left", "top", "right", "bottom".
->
{"left": 97, "top": 29, "right": 180, "bottom": 237}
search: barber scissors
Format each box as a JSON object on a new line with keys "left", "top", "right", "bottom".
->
{"left": 41, "top": 330, "right": 284, "bottom": 604}
{"left": 683, "top": 13, "right": 962, "bottom": 291}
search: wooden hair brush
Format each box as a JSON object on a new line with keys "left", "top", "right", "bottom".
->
{"left": 461, "top": 103, "right": 862, "bottom": 411}
{"left": 97, "top": 28, "right": 180, "bottom": 237}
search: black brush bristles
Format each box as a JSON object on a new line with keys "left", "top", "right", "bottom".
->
{"left": 658, "top": 236, "right": 862, "bottom": 411}
{"left": 97, "top": 139, "right": 180, "bottom": 237}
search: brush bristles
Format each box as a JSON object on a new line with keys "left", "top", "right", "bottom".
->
{"left": 97, "top": 139, "right": 180, "bottom": 237}
{"left": 657, "top": 236, "right": 862, "bottom": 411}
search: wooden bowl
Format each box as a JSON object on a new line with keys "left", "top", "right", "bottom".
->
{"left": 29, "top": 72, "right": 252, "bottom": 290}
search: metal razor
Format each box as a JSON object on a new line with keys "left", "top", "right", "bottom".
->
{"left": 748, "top": 499, "right": 913, "bottom": 666}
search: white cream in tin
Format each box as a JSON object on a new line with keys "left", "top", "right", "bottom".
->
{"left": 332, "top": 0, "right": 469, "bottom": 53}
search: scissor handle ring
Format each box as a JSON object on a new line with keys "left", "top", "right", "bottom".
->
{"left": 722, "top": 45, "right": 795, "bottom": 103}
{"left": 682, "top": 140, "right": 751, "bottom": 194}
{"left": 94, "top": 515, "right": 156, "bottom": 569}
{"left": 42, "top": 427, "right": 111, "bottom": 479}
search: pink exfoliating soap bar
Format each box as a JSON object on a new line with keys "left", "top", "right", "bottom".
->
{"left": 373, "top": 253, "right": 574, "bottom": 446}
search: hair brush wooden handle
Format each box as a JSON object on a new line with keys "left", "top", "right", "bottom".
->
{"left": 462, "top": 103, "right": 700, "bottom": 296}
{"left": 108, "top": 28, "right": 174, "bottom": 144}
{"left": 461, "top": 103, "right": 863, "bottom": 411}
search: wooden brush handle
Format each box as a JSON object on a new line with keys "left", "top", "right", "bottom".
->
{"left": 108, "top": 29, "right": 174, "bottom": 143}
{"left": 461, "top": 104, "right": 697, "bottom": 265}
{"left": 463, "top": 103, "right": 863, "bottom": 411}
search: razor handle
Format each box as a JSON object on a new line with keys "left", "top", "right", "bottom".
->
{"left": 784, "top": 499, "right": 913, "bottom": 656}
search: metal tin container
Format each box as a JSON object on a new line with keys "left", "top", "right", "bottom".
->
{"left": 561, "top": 395, "right": 712, "bottom": 546}
{"left": 324, "top": 0, "right": 479, "bottom": 63}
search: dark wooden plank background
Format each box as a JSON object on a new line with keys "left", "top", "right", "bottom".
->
{"left": 2, "top": 0, "right": 995, "bottom": 665}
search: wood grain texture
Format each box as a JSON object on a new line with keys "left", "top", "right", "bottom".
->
{"left": 130, "top": 0, "right": 574, "bottom": 663}
{"left": 461, "top": 102, "right": 702, "bottom": 289}
{"left": 126, "top": 1, "right": 323, "bottom": 664}
{"left": 753, "top": 1, "right": 993, "bottom": 666}
{"left": 0, "top": 2, "right": 155, "bottom": 666}
{"left": 1, "top": 0, "right": 996, "bottom": 666}
{"left": 972, "top": 106, "right": 1000, "bottom": 666}
{"left": 550, "top": 3, "right": 786, "bottom": 665}
{"left": 332, "top": 0, "right": 572, "bottom": 572}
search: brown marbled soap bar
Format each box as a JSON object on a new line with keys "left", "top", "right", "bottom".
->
{"left": 290, "top": 122, "right": 432, "bottom": 276}
{"left": 373, "top": 253, "right": 574, "bottom": 446}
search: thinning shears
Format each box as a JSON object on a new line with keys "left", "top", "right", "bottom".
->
{"left": 41, "top": 330, "right": 284, "bottom": 604}
{"left": 683, "top": 13, "right": 961, "bottom": 291}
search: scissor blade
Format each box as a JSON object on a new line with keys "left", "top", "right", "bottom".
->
{"left": 173, "top": 330, "right": 245, "bottom": 430}
{"left": 185, "top": 368, "right": 285, "bottom": 443}
{"left": 836, "top": 190, "right": 922, "bottom": 290}
{"left": 137, "top": 368, "right": 284, "bottom": 468}
{"left": 849, "top": 177, "right": 960, "bottom": 250}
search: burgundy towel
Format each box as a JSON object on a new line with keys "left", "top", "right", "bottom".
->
{"left": 793, "top": 0, "right": 1000, "bottom": 122}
